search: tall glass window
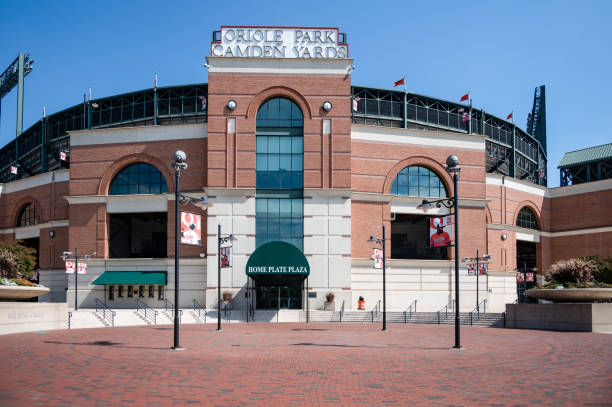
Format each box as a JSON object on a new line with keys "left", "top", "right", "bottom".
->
{"left": 110, "top": 163, "right": 168, "bottom": 195}
{"left": 256, "top": 98, "right": 304, "bottom": 250}
{"left": 390, "top": 166, "right": 447, "bottom": 198}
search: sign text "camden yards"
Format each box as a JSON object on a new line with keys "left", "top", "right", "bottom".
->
{"left": 211, "top": 27, "right": 348, "bottom": 59}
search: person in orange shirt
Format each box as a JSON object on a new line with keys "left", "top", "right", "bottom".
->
{"left": 430, "top": 218, "right": 451, "bottom": 247}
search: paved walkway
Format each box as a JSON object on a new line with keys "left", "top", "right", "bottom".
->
{"left": 0, "top": 323, "right": 610, "bottom": 406}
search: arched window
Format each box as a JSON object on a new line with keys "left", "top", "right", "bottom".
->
{"left": 390, "top": 166, "right": 447, "bottom": 198}
{"left": 516, "top": 207, "right": 539, "bottom": 230}
{"left": 109, "top": 163, "right": 168, "bottom": 195}
{"left": 16, "top": 202, "right": 40, "bottom": 227}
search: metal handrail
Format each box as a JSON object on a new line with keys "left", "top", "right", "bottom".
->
{"left": 470, "top": 299, "right": 488, "bottom": 325}
{"left": 404, "top": 300, "right": 417, "bottom": 323}
{"left": 372, "top": 300, "right": 381, "bottom": 322}
{"left": 165, "top": 299, "right": 183, "bottom": 320}
{"left": 95, "top": 298, "right": 116, "bottom": 327}
{"left": 135, "top": 298, "right": 157, "bottom": 325}
{"left": 436, "top": 304, "right": 449, "bottom": 324}
{"left": 339, "top": 300, "right": 345, "bottom": 322}
{"left": 193, "top": 299, "right": 207, "bottom": 322}
{"left": 68, "top": 311, "right": 72, "bottom": 329}
{"left": 222, "top": 304, "right": 231, "bottom": 322}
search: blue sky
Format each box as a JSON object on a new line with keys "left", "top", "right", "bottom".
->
{"left": 1, "top": 0, "right": 610, "bottom": 187}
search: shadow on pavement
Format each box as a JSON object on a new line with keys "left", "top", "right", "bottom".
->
{"left": 43, "top": 340, "right": 168, "bottom": 350}
{"left": 292, "top": 342, "right": 449, "bottom": 350}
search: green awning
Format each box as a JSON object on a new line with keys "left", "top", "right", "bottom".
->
{"left": 91, "top": 271, "right": 167, "bottom": 285}
{"left": 246, "top": 241, "right": 310, "bottom": 276}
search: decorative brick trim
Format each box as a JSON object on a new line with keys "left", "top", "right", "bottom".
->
{"left": 245, "top": 86, "right": 313, "bottom": 120}
{"left": 382, "top": 156, "right": 453, "bottom": 196}
{"left": 97, "top": 153, "right": 175, "bottom": 195}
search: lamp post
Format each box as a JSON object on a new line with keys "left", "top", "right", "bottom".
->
{"left": 172, "top": 150, "right": 212, "bottom": 350}
{"left": 217, "top": 224, "right": 236, "bottom": 331}
{"left": 417, "top": 155, "right": 461, "bottom": 348}
{"left": 61, "top": 249, "right": 92, "bottom": 311}
{"left": 368, "top": 225, "right": 387, "bottom": 331}
{"left": 462, "top": 251, "right": 492, "bottom": 312}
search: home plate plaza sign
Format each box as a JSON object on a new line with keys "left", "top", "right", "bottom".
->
{"left": 246, "top": 241, "right": 310, "bottom": 276}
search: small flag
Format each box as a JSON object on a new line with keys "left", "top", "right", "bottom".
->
{"left": 478, "top": 263, "right": 488, "bottom": 275}
{"left": 526, "top": 272, "right": 534, "bottom": 282}
{"left": 460, "top": 93, "right": 469, "bottom": 102}
{"left": 10, "top": 165, "right": 17, "bottom": 175}
{"left": 538, "top": 168, "right": 545, "bottom": 179}
{"left": 394, "top": 77, "right": 405, "bottom": 87}
{"left": 516, "top": 272, "right": 524, "bottom": 282}
{"left": 201, "top": 96, "right": 207, "bottom": 111}
{"left": 467, "top": 264, "right": 476, "bottom": 276}
{"left": 507, "top": 112, "right": 513, "bottom": 120}
{"left": 65, "top": 261, "right": 75, "bottom": 274}
{"left": 352, "top": 98, "right": 358, "bottom": 112}
{"left": 60, "top": 151, "right": 66, "bottom": 161}
{"left": 462, "top": 112, "right": 469, "bottom": 123}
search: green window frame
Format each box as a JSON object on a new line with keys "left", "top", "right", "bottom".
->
{"left": 390, "top": 166, "right": 447, "bottom": 198}
{"left": 516, "top": 207, "right": 539, "bottom": 230}
{"left": 110, "top": 163, "right": 168, "bottom": 195}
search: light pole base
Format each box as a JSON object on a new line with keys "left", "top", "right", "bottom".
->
{"left": 216, "top": 328, "right": 223, "bottom": 332}
{"left": 172, "top": 347, "right": 186, "bottom": 351}
{"left": 450, "top": 346, "right": 464, "bottom": 350}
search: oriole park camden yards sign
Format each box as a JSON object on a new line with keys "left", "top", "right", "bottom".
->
{"left": 211, "top": 26, "right": 348, "bottom": 59}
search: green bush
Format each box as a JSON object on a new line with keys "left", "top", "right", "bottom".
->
{"left": 0, "top": 241, "right": 36, "bottom": 280}
{"left": 582, "top": 255, "right": 612, "bottom": 284}
{"left": 544, "top": 258, "right": 597, "bottom": 285}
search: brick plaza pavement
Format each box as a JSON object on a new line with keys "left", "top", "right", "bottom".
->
{"left": 0, "top": 323, "right": 610, "bottom": 406}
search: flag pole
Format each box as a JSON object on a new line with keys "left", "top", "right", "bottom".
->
{"left": 468, "top": 95, "right": 472, "bottom": 135}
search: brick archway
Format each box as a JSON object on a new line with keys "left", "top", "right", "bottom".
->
{"left": 246, "top": 86, "right": 312, "bottom": 120}
{"left": 382, "top": 156, "right": 453, "bottom": 196}
{"left": 98, "top": 153, "right": 175, "bottom": 195}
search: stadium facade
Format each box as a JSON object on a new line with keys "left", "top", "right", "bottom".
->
{"left": 1, "top": 26, "right": 610, "bottom": 315}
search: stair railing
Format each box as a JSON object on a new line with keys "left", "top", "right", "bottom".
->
{"left": 193, "top": 299, "right": 207, "bottom": 322}
{"left": 404, "top": 300, "right": 417, "bottom": 323}
{"left": 470, "top": 299, "right": 488, "bottom": 324}
{"left": 339, "top": 300, "right": 345, "bottom": 322}
{"left": 95, "top": 298, "right": 116, "bottom": 327}
{"left": 222, "top": 304, "right": 231, "bottom": 322}
{"left": 249, "top": 301, "right": 255, "bottom": 322}
{"left": 165, "top": 299, "right": 183, "bottom": 322}
{"left": 436, "top": 304, "right": 449, "bottom": 325}
{"left": 68, "top": 311, "right": 72, "bottom": 329}
{"left": 135, "top": 298, "right": 157, "bottom": 325}
{"left": 371, "top": 300, "right": 381, "bottom": 322}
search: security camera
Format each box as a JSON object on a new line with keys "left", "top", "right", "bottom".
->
{"left": 174, "top": 150, "right": 187, "bottom": 163}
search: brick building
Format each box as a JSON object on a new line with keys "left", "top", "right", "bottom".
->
{"left": 1, "top": 27, "right": 610, "bottom": 314}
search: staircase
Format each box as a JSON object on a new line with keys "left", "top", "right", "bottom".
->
{"left": 300, "top": 310, "right": 505, "bottom": 327}
{"left": 252, "top": 310, "right": 279, "bottom": 322}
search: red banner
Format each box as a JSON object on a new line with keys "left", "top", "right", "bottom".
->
{"left": 373, "top": 248, "right": 383, "bottom": 269}
{"left": 220, "top": 247, "right": 231, "bottom": 268}
{"left": 429, "top": 216, "right": 453, "bottom": 247}
{"left": 516, "top": 272, "right": 524, "bottom": 282}
{"left": 180, "top": 211, "right": 202, "bottom": 246}
{"left": 65, "top": 261, "right": 75, "bottom": 274}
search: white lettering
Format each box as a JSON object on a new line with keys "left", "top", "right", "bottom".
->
{"left": 224, "top": 29, "right": 235, "bottom": 42}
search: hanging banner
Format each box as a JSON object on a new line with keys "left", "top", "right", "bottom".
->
{"left": 180, "top": 211, "right": 202, "bottom": 246}
{"left": 516, "top": 272, "right": 525, "bottom": 282}
{"left": 373, "top": 248, "right": 383, "bottom": 269}
{"left": 220, "top": 247, "right": 231, "bottom": 268}
{"left": 77, "top": 262, "right": 87, "bottom": 275}
{"left": 479, "top": 263, "right": 488, "bottom": 275}
{"left": 429, "top": 216, "right": 453, "bottom": 247}
{"left": 65, "top": 261, "right": 75, "bottom": 274}
{"left": 526, "top": 272, "right": 535, "bottom": 282}
{"left": 467, "top": 264, "right": 476, "bottom": 276}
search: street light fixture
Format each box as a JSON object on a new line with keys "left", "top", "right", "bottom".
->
{"left": 417, "top": 154, "right": 461, "bottom": 349}
{"left": 217, "top": 225, "right": 237, "bottom": 332}
{"left": 60, "top": 250, "right": 92, "bottom": 311}
{"left": 367, "top": 226, "right": 387, "bottom": 331}
{"left": 462, "top": 251, "right": 492, "bottom": 312}
{"left": 171, "top": 150, "right": 212, "bottom": 350}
